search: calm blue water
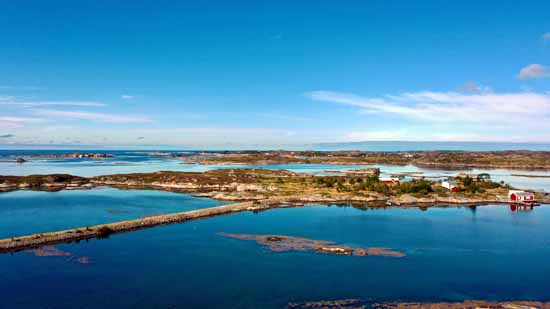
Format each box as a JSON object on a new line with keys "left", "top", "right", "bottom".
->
{"left": 1, "top": 203, "right": 550, "bottom": 308}
{"left": 0, "top": 188, "right": 226, "bottom": 238}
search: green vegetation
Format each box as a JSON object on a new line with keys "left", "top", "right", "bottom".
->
{"left": 395, "top": 181, "right": 434, "bottom": 195}
{"left": 314, "top": 175, "right": 389, "bottom": 194}
{"left": 455, "top": 175, "right": 502, "bottom": 194}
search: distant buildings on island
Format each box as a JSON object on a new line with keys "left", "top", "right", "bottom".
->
{"left": 438, "top": 173, "right": 538, "bottom": 204}
{"left": 441, "top": 179, "right": 458, "bottom": 192}
{"left": 68, "top": 153, "right": 113, "bottom": 159}
{"left": 4, "top": 153, "right": 114, "bottom": 163}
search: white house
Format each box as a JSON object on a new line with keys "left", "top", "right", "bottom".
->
{"left": 441, "top": 180, "right": 458, "bottom": 192}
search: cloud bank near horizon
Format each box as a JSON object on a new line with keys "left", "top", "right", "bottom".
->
{"left": 307, "top": 90, "right": 550, "bottom": 125}
{"left": 30, "top": 109, "right": 152, "bottom": 123}
{"left": 307, "top": 89, "right": 550, "bottom": 142}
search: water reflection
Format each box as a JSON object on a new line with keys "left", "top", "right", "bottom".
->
{"left": 510, "top": 204, "right": 537, "bottom": 212}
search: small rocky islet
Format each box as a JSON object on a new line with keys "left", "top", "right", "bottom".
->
{"left": 218, "top": 233, "right": 406, "bottom": 257}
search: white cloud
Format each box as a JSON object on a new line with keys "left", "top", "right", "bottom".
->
{"left": 306, "top": 90, "right": 550, "bottom": 126}
{"left": 121, "top": 95, "right": 134, "bottom": 100}
{"left": 31, "top": 109, "right": 152, "bottom": 123}
{"left": 461, "top": 81, "right": 492, "bottom": 94}
{"left": 0, "top": 86, "right": 43, "bottom": 90}
{"left": 542, "top": 32, "right": 550, "bottom": 41}
{"left": 1, "top": 101, "right": 105, "bottom": 107}
{"left": 0, "top": 116, "right": 44, "bottom": 128}
{"left": 256, "top": 113, "right": 313, "bottom": 122}
{"left": 346, "top": 130, "right": 411, "bottom": 141}
{"left": 138, "top": 127, "right": 295, "bottom": 136}
{"left": 517, "top": 64, "right": 550, "bottom": 79}
{"left": 345, "top": 130, "right": 490, "bottom": 142}
{"left": 0, "top": 96, "right": 16, "bottom": 101}
{"left": 0, "top": 96, "right": 105, "bottom": 107}
{"left": 344, "top": 130, "right": 550, "bottom": 143}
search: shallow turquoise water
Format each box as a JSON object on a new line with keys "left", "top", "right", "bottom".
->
{"left": 0, "top": 188, "right": 226, "bottom": 238}
{"left": 1, "top": 203, "right": 550, "bottom": 308}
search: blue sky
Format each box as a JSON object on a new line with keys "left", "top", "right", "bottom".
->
{"left": 1, "top": 1, "right": 550, "bottom": 148}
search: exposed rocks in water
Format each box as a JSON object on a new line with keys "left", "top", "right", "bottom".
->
{"left": 15, "top": 157, "right": 27, "bottom": 163}
{"left": 76, "top": 256, "right": 91, "bottom": 264}
{"left": 30, "top": 246, "right": 71, "bottom": 257}
{"left": 288, "top": 299, "right": 550, "bottom": 309}
{"left": 288, "top": 298, "right": 368, "bottom": 308}
{"left": 29, "top": 246, "right": 91, "bottom": 265}
{"left": 218, "top": 233, "right": 406, "bottom": 257}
